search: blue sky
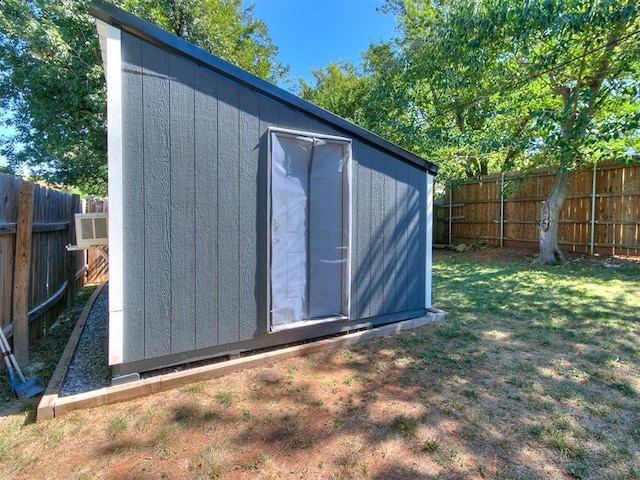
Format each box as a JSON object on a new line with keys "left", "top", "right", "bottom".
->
{"left": 248, "top": 0, "right": 397, "bottom": 86}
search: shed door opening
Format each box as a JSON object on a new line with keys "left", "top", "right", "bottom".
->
{"left": 270, "top": 129, "right": 351, "bottom": 331}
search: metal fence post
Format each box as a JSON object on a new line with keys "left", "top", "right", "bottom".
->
{"left": 590, "top": 163, "right": 597, "bottom": 256}
{"left": 500, "top": 172, "right": 505, "bottom": 248}
{"left": 448, "top": 181, "right": 452, "bottom": 245}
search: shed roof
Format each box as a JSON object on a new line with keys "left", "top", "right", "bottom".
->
{"left": 89, "top": 0, "right": 438, "bottom": 176}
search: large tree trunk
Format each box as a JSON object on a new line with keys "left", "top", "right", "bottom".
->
{"left": 538, "top": 169, "right": 570, "bottom": 265}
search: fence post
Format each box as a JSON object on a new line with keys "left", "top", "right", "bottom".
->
{"left": 448, "top": 181, "right": 452, "bottom": 245}
{"left": 12, "top": 181, "right": 34, "bottom": 367}
{"left": 589, "top": 163, "right": 597, "bottom": 256}
{"left": 500, "top": 172, "right": 505, "bottom": 248}
{"left": 66, "top": 195, "right": 80, "bottom": 308}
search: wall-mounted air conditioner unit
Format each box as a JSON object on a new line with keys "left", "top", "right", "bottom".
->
{"left": 74, "top": 213, "right": 108, "bottom": 248}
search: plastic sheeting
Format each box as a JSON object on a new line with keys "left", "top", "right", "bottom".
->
{"left": 270, "top": 131, "right": 351, "bottom": 331}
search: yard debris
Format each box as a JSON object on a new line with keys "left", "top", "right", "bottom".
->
{"left": 449, "top": 240, "right": 489, "bottom": 252}
{"left": 603, "top": 262, "right": 622, "bottom": 268}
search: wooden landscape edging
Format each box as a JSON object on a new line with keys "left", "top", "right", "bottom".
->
{"left": 37, "top": 308, "right": 447, "bottom": 421}
{"left": 37, "top": 282, "right": 107, "bottom": 421}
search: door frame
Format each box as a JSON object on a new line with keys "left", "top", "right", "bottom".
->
{"left": 267, "top": 127, "right": 353, "bottom": 332}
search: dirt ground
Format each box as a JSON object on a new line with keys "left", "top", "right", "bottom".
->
{"left": 6, "top": 342, "right": 519, "bottom": 480}
{"left": 1, "top": 247, "right": 638, "bottom": 479}
{"left": 444, "top": 243, "right": 640, "bottom": 268}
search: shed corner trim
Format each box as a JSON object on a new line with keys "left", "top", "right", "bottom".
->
{"left": 96, "top": 18, "right": 125, "bottom": 365}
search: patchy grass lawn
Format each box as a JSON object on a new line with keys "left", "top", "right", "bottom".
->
{"left": 1, "top": 249, "right": 639, "bottom": 479}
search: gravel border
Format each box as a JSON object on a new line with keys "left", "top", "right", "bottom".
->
{"left": 58, "top": 284, "right": 111, "bottom": 397}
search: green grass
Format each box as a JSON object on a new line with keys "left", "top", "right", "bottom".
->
{"left": 390, "top": 414, "right": 419, "bottom": 437}
{"left": 0, "top": 250, "right": 638, "bottom": 480}
{"left": 189, "top": 441, "right": 227, "bottom": 479}
{"left": 213, "top": 390, "right": 235, "bottom": 408}
{"left": 173, "top": 401, "right": 219, "bottom": 427}
{"left": 428, "top": 251, "right": 640, "bottom": 477}
{"left": 106, "top": 414, "right": 128, "bottom": 438}
{"left": 0, "top": 284, "right": 98, "bottom": 401}
{"left": 422, "top": 437, "right": 440, "bottom": 452}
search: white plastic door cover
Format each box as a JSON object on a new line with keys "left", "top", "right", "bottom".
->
{"left": 270, "top": 129, "right": 351, "bottom": 331}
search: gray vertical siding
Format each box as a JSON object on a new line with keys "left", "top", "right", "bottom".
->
{"left": 349, "top": 144, "right": 426, "bottom": 319}
{"left": 141, "top": 40, "right": 171, "bottom": 360}
{"left": 369, "top": 148, "right": 386, "bottom": 317}
{"left": 194, "top": 68, "right": 219, "bottom": 349}
{"left": 396, "top": 161, "right": 411, "bottom": 311}
{"left": 238, "top": 92, "right": 260, "bottom": 340}
{"left": 119, "top": 34, "right": 428, "bottom": 365}
{"left": 121, "top": 33, "right": 145, "bottom": 361}
{"left": 352, "top": 140, "right": 368, "bottom": 320}
{"left": 217, "top": 84, "right": 241, "bottom": 345}
{"left": 169, "top": 54, "right": 196, "bottom": 354}
{"left": 257, "top": 96, "right": 278, "bottom": 336}
{"left": 383, "top": 153, "right": 397, "bottom": 312}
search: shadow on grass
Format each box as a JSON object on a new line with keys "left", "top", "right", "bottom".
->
{"left": 72, "top": 250, "right": 638, "bottom": 479}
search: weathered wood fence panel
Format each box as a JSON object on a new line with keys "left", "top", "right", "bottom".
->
{"left": 85, "top": 197, "right": 109, "bottom": 284}
{"left": 436, "top": 161, "right": 640, "bottom": 256}
{"left": 0, "top": 173, "right": 86, "bottom": 365}
{"left": 0, "top": 176, "right": 21, "bottom": 347}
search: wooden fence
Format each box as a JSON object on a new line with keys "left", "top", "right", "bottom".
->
{"left": 0, "top": 174, "right": 87, "bottom": 366}
{"left": 85, "top": 197, "right": 109, "bottom": 284}
{"left": 435, "top": 161, "right": 640, "bottom": 257}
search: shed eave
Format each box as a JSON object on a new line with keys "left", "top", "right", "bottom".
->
{"left": 88, "top": 0, "right": 438, "bottom": 176}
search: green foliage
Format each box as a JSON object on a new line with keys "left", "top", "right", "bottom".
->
{"left": 390, "top": 414, "right": 419, "bottom": 437}
{"left": 0, "top": 164, "right": 15, "bottom": 175}
{"left": 0, "top": 0, "right": 108, "bottom": 195}
{"left": 422, "top": 437, "right": 440, "bottom": 453}
{"left": 107, "top": 414, "right": 129, "bottom": 437}
{"left": 189, "top": 441, "right": 226, "bottom": 479}
{"left": 0, "top": 0, "right": 287, "bottom": 196}
{"left": 386, "top": 0, "right": 640, "bottom": 179}
{"left": 117, "top": 0, "right": 287, "bottom": 83}
{"left": 300, "top": 0, "right": 639, "bottom": 262}
{"left": 300, "top": 0, "right": 640, "bottom": 187}
{"left": 214, "top": 390, "right": 235, "bottom": 407}
{"left": 298, "top": 62, "right": 370, "bottom": 125}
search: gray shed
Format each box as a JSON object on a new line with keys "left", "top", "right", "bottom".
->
{"left": 90, "top": 1, "right": 439, "bottom": 378}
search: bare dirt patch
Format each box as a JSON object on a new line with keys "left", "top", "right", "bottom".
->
{"left": 1, "top": 249, "right": 638, "bottom": 479}
{"left": 447, "top": 244, "right": 640, "bottom": 268}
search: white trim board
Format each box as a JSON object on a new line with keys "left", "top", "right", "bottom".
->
{"left": 425, "top": 173, "right": 434, "bottom": 309}
{"left": 96, "top": 19, "right": 124, "bottom": 365}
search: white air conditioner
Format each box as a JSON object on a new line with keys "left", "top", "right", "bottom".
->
{"left": 74, "top": 213, "right": 108, "bottom": 248}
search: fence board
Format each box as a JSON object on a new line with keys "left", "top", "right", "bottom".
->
{"left": 86, "top": 198, "right": 109, "bottom": 284}
{"left": 0, "top": 173, "right": 91, "bottom": 365}
{"left": 13, "top": 182, "right": 34, "bottom": 365}
{"left": 1, "top": 175, "right": 21, "bottom": 334}
{"left": 436, "top": 162, "right": 640, "bottom": 256}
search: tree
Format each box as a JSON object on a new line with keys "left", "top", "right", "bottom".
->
{"left": 297, "top": 7, "right": 538, "bottom": 184}
{"left": 0, "top": 0, "right": 287, "bottom": 196}
{"left": 366, "top": 1, "right": 536, "bottom": 182}
{"left": 298, "top": 62, "right": 370, "bottom": 126}
{"left": 1, "top": 0, "right": 108, "bottom": 195}
{"left": 385, "top": 0, "right": 640, "bottom": 264}
{"left": 117, "top": 0, "right": 287, "bottom": 83}
{"left": 297, "top": 43, "right": 427, "bottom": 158}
